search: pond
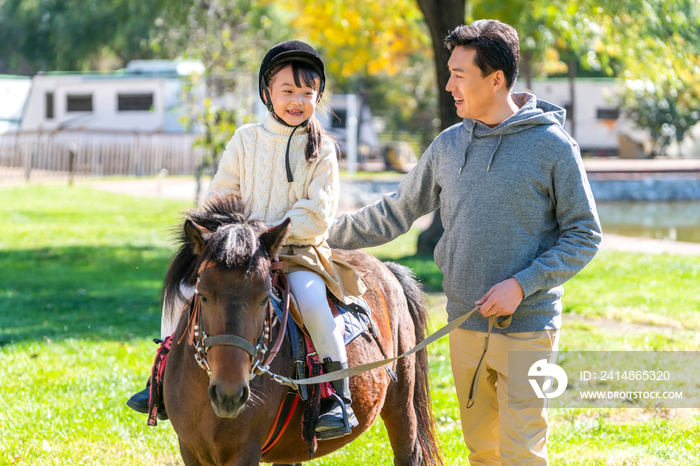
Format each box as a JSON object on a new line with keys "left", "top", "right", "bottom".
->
{"left": 596, "top": 201, "right": 700, "bottom": 244}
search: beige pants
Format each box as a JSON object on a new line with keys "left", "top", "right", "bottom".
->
{"left": 449, "top": 328, "right": 560, "bottom": 466}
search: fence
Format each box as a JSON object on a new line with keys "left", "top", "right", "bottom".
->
{"left": 0, "top": 130, "right": 205, "bottom": 182}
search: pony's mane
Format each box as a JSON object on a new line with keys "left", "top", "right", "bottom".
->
{"left": 162, "top": 194, "right": 269, "bottom": 317}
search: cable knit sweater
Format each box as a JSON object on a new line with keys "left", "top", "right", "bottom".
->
{"left": 207, "top": 113, "right": 339, "bottom": 246}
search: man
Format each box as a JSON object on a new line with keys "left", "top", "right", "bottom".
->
{"left": 328, "top": 19, "right": 602, "bottom": 465}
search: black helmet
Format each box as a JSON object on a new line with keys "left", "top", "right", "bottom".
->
{"left": 258, "top": 40, "right": 326, "bottom": 113}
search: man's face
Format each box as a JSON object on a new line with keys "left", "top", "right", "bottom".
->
{"left": 446, "top": 47, "right": 496, "bottom": 121}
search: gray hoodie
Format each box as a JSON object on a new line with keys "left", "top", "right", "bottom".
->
{"left": 328, "top": 93, "right": 602, "bottom": 333}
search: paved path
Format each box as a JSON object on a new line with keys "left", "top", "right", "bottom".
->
{"left": 583, "top": 157, "right": 700, "bottom": 174}
{"left": 81, "top": 177, "right": 700, "bottom": 256}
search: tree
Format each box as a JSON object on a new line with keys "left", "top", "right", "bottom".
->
{"left": 285, "top": 0, "right": 438, "bottom": 153}
{"left": 0, "top": 0, "right": 169, "bottom": 73}
{"left": 151, "top": 0, "right": 290, "bottom": 202}
{"left": 289, "top": 0, "right": 431, "bottom": 86}
{"left": 596, "top": 0, "right": 700, "bottom": 155}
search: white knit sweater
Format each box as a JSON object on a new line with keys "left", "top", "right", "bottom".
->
{"left": 207, "top": 113, "right": 339, "bottom": 246}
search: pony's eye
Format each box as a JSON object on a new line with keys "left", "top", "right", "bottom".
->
{"left": 260, "top": 297, "right": 270, "bottom": 307}
{"left": 200, "top": 295, "right": 210, "bottom": 304}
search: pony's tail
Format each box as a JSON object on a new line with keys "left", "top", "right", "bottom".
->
{"left": 384, "top": 262, "right": 443, "bottom": 466}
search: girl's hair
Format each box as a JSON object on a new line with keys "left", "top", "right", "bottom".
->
{"left": 267, "top": 61, "right": 334, "bottom": 162}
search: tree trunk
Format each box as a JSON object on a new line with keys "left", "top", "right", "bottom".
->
{"left": 415, "top": 0, "right": 466, "bottom": 255}
{"left": 416, "top": 0, "right": 466, "bottom": 132}
{"left": 522, "top": 50, "right": 533, "bottom": 90}
{"left": 417, "top": 208, "right": 443, "bottom": 255}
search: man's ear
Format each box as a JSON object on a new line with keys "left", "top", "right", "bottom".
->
{"left": 260, "top": 218, "right": 291, "bottom": 258}
{"left": 492, "top": 70, "right": 506, "bottom": 93}
{"left": 184, "top": 219, "right": 212, "bottom": 255}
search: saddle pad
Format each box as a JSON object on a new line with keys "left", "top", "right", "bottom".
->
{"left": 270, "top": 293, "right": 372, "bottom": 349}
{"left": 333, "top": 298, "right": 372, "bottom": 347}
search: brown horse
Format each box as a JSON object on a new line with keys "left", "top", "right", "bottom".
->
{"left": 161, "top": 195, "right": 441, "bottom": 466}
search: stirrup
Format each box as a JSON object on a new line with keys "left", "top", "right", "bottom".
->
{"left": 315, "top": 393, "right": 357, "bottom": 440}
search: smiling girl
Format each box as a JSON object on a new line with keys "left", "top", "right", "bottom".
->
{"left": 128, "top": 41, "right": 365, "bottom": 440}
{"left": 207, "top": 41, "right": 366, "bottom": 440}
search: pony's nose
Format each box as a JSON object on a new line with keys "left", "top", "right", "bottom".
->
{"left": 208, "top": 381, "right": 249, "bottom": 417}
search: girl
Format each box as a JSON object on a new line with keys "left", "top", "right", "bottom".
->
{"left": 128, "top": 41, "right": 365, "bottom": 440}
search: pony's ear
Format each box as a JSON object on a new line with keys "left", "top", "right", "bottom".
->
{"left": 185, "top": 219, "right": 212, "bottom": 255}
{"left": 260, "top": 218, "right": 291, "bottom": 258}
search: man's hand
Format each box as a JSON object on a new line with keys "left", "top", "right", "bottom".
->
{"left": 476, "top": 278, "right": 524, "bottom": 318}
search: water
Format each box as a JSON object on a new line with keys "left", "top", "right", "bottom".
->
{"left": 596, "top": 201, "right": 700, "bottom": 243}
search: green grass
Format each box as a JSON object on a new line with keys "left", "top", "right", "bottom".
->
{"left": 563, "top": 252, "right": 700, "bottom": 329}
{"left": 1, "top": 185, "right": 698, "bottom": 465}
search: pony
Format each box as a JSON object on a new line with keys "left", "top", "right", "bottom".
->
{"left": 161, "top": 194, "right": 442, "bottom": 466}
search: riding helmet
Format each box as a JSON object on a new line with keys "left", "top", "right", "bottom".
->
{"left": 258, "top": 40, "right": 326, "bottom": 113}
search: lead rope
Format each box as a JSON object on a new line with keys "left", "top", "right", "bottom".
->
{"left": 262, "top": 305, "right": 512, "bottom": 411}
{"left": 466, "top": 313, "right": 510, "bottom": 408}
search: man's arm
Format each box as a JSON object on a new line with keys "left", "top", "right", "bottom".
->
{"left": 328, "top": 144, "right": 441, "bottom": 250}
{"left": 479, "top": 145, "right": 602, "bottom": 318}
{"left": 514, "top": 146, "right": 602, "bottom": 298}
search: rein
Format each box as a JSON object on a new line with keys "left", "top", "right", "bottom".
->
{"left": 251, "top": 261, "right": 290, "bottom": 377}
{"left": 179, "top": 259, "right": 291, "bottom": 379}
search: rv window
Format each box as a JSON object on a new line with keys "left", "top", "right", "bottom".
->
{"left": 67, "top": 95, "right": 93, "bottom": 112}
{"left": 118, "top": 93, "right": 154, "bottom": 111}
{"left": 46, "top": 92, "right": 54, "bottom": 119}
{"left": 332, "top": 110, "right": 346, "bottom": 128}
{"left": 596, "top": 108, "right": 619, "bottom": 120}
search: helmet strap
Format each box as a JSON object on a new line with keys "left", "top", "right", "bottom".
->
{"left": 262, "top": 72, "right": 318, "bottom": 183}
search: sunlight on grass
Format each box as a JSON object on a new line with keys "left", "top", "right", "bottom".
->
{"left": 1, "top": 185, "right": 698, "bottom": 465}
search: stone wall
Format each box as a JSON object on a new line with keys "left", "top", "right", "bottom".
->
{"left": 339, "top": 176, "right": 700, "bottom": 209}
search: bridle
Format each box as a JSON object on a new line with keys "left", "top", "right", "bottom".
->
{"left": 178, "top": 258, "right": 291, "bottom": 380}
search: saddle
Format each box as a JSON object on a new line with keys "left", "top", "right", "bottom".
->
{"left": 262, "top": 275, "right": 377, "bottom": 456}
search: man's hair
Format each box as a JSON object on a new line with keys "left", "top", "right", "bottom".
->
{"left": 444, "top": 20, "right": 520, "bottom": 89}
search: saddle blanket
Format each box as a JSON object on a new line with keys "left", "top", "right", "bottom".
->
{"left": 270, "top": 294, "right": 373, "bottom": 348}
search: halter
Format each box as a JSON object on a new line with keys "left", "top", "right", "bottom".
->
{"left": 179, "top": 258, "right": 291, "bottom": 379}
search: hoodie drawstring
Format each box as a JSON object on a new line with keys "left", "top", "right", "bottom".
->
{"left": 486, "top": 134, "right": 502, "bottom": 172}
{"left": 459, "top": 131, "right": 503, "bottom": 174}
{"left": 459, "top": 130, "right": 475, "bottom": 174}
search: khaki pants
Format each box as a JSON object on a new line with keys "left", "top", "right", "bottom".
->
{"left": 449, "top": 328, "right": 560, "bottom": 466}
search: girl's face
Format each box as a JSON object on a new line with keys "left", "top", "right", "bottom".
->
{"left": 267, "top": 64, "right": 319, "bottom": 126}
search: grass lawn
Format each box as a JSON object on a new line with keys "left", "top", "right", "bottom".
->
{"left": 1, "top": 184, "right": 698, "bottom": 465}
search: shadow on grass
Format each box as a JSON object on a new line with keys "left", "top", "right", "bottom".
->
{"left": 0, "top": 245, "right": 172, "bottom": 345}
{"left": 0, "top": 246, "right": 443, "bottom": 345}
{"left": 379, "top": 254, "right": 444, "bottom": 293}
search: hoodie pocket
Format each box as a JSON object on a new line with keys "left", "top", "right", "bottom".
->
{"left": 434, "top": 228, "right": 458, "bottom": 276}
{"left": 434, "top": 214, "right": 451, "bottom": 271}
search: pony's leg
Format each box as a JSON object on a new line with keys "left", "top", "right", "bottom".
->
{"left": 380, "top": 356, "right": 423, "bottom": 466}
{"left": 178, "top": 439, "right": 204, "bottom": 466}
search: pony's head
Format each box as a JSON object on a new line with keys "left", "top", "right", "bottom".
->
{"left": 168, "top": 194, "right": 289, "bottom": 418}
